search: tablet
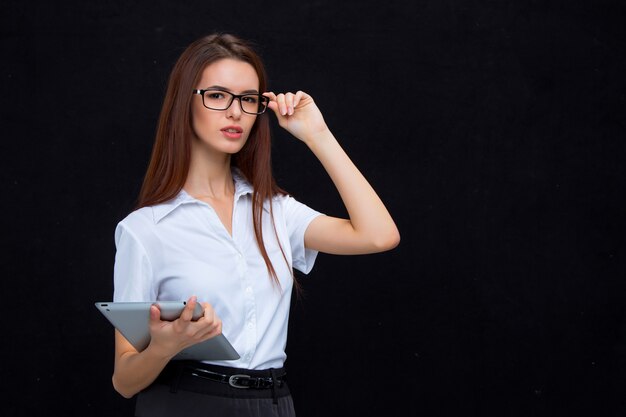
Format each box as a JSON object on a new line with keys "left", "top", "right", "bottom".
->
{"left": 95, "top": 301, "right": 240, "bottom": 361}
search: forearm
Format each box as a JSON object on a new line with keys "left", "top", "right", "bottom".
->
{"left": 112, "top": 338, "right": 172, "bottom": 398}
{"left": 305, "top": 129, "right": 400, "bottom": 251}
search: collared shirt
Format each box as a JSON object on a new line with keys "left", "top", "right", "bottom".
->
{"left": 113, "top": 171, "right": 323, "bottom": 369}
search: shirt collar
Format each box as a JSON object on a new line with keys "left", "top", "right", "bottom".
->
{"left": 232, "top": 168, "right": 254, "bottom": 199}
{"left": 151, "top": 168, "right": 254, "bottom": 224}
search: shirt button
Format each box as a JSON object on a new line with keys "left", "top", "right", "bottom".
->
{"left": 248, "top": 322, "right": 253, "bottom": 329}
{"left": 246, "top": 286, "right": 252, "bottom": 293}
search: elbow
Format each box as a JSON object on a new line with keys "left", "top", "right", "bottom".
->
{"left": 372, "top": 228, "right": 400, "bottom": 252}
{"left": 112, "top": 374, "right": 137, "bottom": 399}
{"left": 390, "top": 229, "right": 401, "bottom": 249}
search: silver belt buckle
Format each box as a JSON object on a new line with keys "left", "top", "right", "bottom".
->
{"left": 229, "top": 374, "right": 251, "bottom": 389}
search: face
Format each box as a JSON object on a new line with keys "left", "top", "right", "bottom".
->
{"left": 191, "top": 58, "right": 260, "bottom": 158}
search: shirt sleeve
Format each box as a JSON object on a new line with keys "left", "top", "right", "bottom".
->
{"left": 281, "top": 195, "right": 324, "bottom": 274}
{"left": 113, "top": 222, "right": 156, "bottom": 302}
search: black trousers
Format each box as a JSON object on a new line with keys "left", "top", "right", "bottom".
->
{"left": 134, "top": 362, "right": 296, "bottom": 417}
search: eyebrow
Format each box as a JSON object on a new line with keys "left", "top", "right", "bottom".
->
{"left": 205, "top": 85, "right": 259, "bottom": 94}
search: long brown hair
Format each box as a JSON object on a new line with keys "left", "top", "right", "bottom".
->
{"left": 137, "top": 33, "right": 290, "bottom": 288}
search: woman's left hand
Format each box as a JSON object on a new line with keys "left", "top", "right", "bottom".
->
{"left": 264, "top": 91, "right": 329, "bottom": 144}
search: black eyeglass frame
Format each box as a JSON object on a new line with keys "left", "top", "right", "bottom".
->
{"left": 193, "top": 89, "right": 270, "bottom": 115}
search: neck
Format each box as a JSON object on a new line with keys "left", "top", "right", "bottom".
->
{"left": 184, "top": 143, "right": 235, "bottom": 199}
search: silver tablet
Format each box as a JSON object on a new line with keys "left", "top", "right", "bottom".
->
{"left": 95, "top": 301, "right": 240, "bottom": 361}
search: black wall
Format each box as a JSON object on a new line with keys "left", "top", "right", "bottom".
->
{"left": 2, "top": 1, "right": 625, "bottom": 416}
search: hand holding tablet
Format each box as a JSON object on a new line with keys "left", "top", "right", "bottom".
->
{"left": 95, "top": 299, "right": 239, "bottom": 361}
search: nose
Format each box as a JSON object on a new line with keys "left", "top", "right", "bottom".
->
{"left": 225, "top": 97, "right": 242, "bottom": 120}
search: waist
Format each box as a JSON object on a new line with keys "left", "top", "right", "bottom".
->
{"left": 153, "top": 360, "right": 290, "bottom": 399}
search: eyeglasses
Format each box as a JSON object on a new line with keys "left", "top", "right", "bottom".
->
{"left": 193, "top": 89, "right": 269, "bottom": 115}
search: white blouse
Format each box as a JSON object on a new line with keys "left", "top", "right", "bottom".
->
{"left": 113, "top": 170, "right": 323, "bottom": 370}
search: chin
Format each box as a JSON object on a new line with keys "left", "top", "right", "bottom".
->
{"left": 223, "top": 142, "right": 247, "bottom": 155}
{"left": 194, "top": 137, "right": 248, "bottom": 157}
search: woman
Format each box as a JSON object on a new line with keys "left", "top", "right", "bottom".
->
{"left": 111, "top": 33, "right": 399, "bottom": 416}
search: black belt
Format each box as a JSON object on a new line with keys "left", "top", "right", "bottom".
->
{"left": 154, "top": 360, "right": 290, "bottom": 402}
{"left": 188, "top": 365, "right": 286, "bottom": 389}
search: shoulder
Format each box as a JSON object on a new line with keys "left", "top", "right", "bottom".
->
{"left": 270, "top": 192, "right": 300, "bottom": 213}
{"left": 114, "top": 206, "right": 159, "bottom": 246}
{"left": 272, "top": 192, "right": 309, "bottom": 208}
{"left": 271, "top": 192, "right": 291, "bottom": 205}
{"left": 272, "top": 192, "right": 323, "bottom": 224}
{"left": 117, "top": 206, "right": 155, "bottom": 231}
{"left": 118, "top": 190, "right": 193, "bottom": 230}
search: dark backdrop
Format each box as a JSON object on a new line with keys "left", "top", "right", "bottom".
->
{"left": 2, "top": 1, "right": 625, "bottom": 416}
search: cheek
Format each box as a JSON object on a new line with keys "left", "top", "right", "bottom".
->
{"left": 191, "top": 110, "right": 215, "bottom": 137}
{"left": 235, "top": 120, "right": 256, "bottom": 149}
{"left": 245, "top": 117, "right": 258, "bottom": 135}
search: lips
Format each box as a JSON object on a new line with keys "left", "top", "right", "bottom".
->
{"left": 221, "top": 126, "right": 243, "bottom": 133}
{"left": 221, "top": 125, "right": 243, "bottom": 139}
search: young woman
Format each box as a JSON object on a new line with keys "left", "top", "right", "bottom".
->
{"left": 111, "top": 33, "right": 399, "bottom": 417}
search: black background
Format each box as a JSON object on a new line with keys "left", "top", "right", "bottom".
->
{"left": 2, "top": 1, "right": 625, "bottom": 416}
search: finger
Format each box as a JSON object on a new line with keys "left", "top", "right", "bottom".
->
{"left": 263, "top": 93, "right": 289, "bottom": 121}
{"left": 284, "top": 92, "right": 296, "bottom": 115}
{"left": 293, "top": 91, "right": 305, "bottom": 109}
{"left": 266, "top": 100, "right": 280, "bottom": 114}
{"left": 275, "top": 93, "right": 287, "bottom": 116}
{"left": 200, "top": 304, "right": 220, "bottom": 332}
{"left": 179, "top": 295, "right": 197, "bottom": 322}
{"left": 198, "top": 317, "right": 222, "bottom": 340}
{"left": 208, "top": 318, "right": 222, "bottom": 336}
{"left": 148, "top": 304, "right": 166, "bottom": 335}
{"left": 188, "top": 307, "right": 221, "bottom": 340}
{"left": 263, "top": 92, "right": 286, "bottom": 117}
{"left": 202, "top": 304, "right": 217, "bottom": 326}
{"left": 149, "top": 304, "right": 161, "bottom": 322}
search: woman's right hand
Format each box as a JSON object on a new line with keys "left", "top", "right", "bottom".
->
{"left": 147, "top": 296, "right": 222, "bottom": 359}
{"left": 112, "top": 296, "right": 221, "bottom": 398}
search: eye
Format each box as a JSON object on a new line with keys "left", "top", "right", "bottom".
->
{"left": 242, "top": 95, "right": 259, "bottom": 104}
{"left": 206, "top": 92, "right": 226, "bottom": 100}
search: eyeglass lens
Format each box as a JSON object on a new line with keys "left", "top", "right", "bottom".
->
{"left": 203, "top": 90, "right": 268, "bottom": 114}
